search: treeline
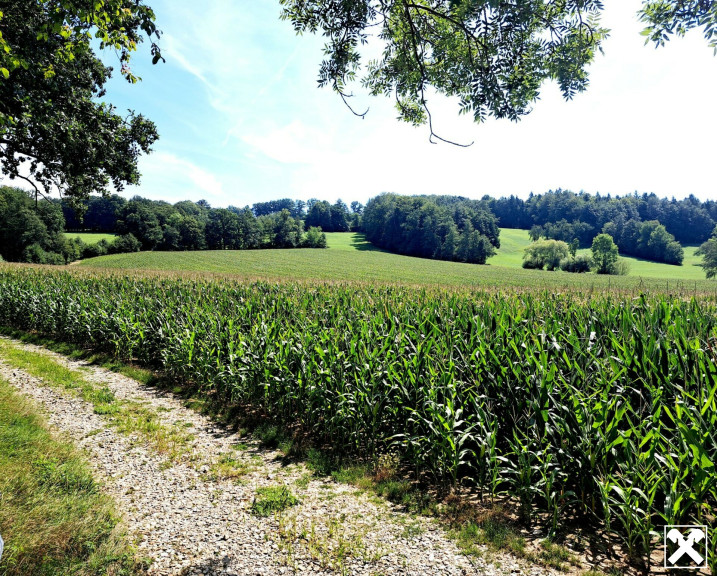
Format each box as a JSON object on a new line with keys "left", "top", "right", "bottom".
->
{"left": 603, "top": 220, "right": 683, "bottom": 265}
{"left": 0, "top": 186, "right": 141, "bottom": 264}
{"left": 250, "top": 198, "right": 362, "bottom": 231}
{"left": 488, "top": 189, "right": 717, "bottom": 244}
{"left": 70, "top": 196, "right": 329, "bottom": 253}
{"left": 485, "top": 189, "right": 717, "bottom": 264}
{"left": 529, "top": 218, "right": 684, "bottom": 265}
{"left": 362, "top": 193, "right": 500, "bottom": 264}
{"left": 0, "top": 187, "right": 332, "bottom": 264}
{"left": 63, "top": 195, "right": 362, "bottom": 239}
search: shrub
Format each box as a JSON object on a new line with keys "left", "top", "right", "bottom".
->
{"left": 522, "top": 239, "right": 570, "bottom": 271}
{"left": 522, "top": 256, "right": 544, "bottom": 270}
{"left": 610, "top": 258, "right": 630, "bottom": 276}
{"left": 560, "top": 254, "right": 593, "bottom": 273}
{"left": 56, "top": 236, "right": 84, "bottom": 263}
{"left": 22, "top": 243, "right": 64, "bottom": 265}
{"left": 108, "top": 233, "right": 141, "bottom": 254}
{"left": 81, "top": 240, "right": 109, "bottom": 259}
{"left": 592, "top": 233, "right": 619, "bottom": 274}
{"left": 303, "top": 226, "right": 327, "bottom": 248}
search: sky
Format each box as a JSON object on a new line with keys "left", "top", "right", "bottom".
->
{"left": 25, "top": 1, "right": 717, "bottom": 207}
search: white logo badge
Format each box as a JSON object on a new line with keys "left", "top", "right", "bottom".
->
{"left": 664, "top": 525, "right": 709, "bottom": 569}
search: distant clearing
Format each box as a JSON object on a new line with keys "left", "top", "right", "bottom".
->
{"left": 77, "top": 231, "right": 715, "bottom": 293}
{"left": 492, "top": 228, "right": 706, "bottom": 280}
{"left": 69, "top": 232, "right": 116, "bottom": 244}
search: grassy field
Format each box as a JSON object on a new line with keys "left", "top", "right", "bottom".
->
{"left": 77, "top": 230, "right": 716, "bottom": 294}
{"left": 486, "top": 228, "right": 530, "bottom": 268}
{"left": 0, "top": 372, "right": 142, "bottom": 575}
{"left": 489, "top": 228, "right": 706, "bottom": 279}
{"left": 69, "top": 232, "right": 116, "bottom": 245}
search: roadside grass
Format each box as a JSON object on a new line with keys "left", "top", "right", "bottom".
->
{"left": 0, "top": 327, "right": 160, "bottom": 387}
{"left": 276, "top": 511, "right": 386, "bottom": 573}
{"left": 0, "top": 338, "right": 193, "bottom": 460}
{"left": 301, "top": 447, "right": 590, "bottom": 572}
{"left": 210, "top": 452, "right": 255, "bottom": 482}
{"left": 0, "top": 377, "right": 146, "bottom": 576}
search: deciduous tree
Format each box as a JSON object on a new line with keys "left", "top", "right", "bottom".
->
{"left": 591, "top": 233, "right": 619, "bottom": 275}
{"left": 0, "top": 0, "right": 160, "bottom": 208}
{"left": 697, "top": 226, "right": 717, "bottom": 279}
{"left": 280, "top": 1, "right": 717, "bottom": 142}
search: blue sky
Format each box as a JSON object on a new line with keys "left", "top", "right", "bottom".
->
{"left": 100, "top": 0, "right": 717, "bottom": 208}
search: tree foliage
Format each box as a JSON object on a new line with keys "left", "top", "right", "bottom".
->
{"left": 305, "top": 199, "right": 351, "bottom": 232}
{"left": 696, "top": 225, "right": 717, "bottom": 279}
{"left": 261, "top": 209, "right": 305, "bottom": 248}
{"left": 362, "top": 192, "right": 498, "bottom": 264}
{"left": 591, "top": 233, "right": 619, "bottom": 275}
{"left": 252, "top": 198, "right": 305, "bottom": 219}
{"left": 0, "top": 0, "right": 161, "bottom": 85}
{"left": 486, "top": 189, "right": 701, "bottom": 264}
{"left": 55, "top": 195, "right": 325, "bottom": 258}
{"left": 603, "top": 219, "right": 683, "bottom": 265}
{"left": 0, "top": 0, "right": 160, "bottom": 207}
{"left": 280, "top": 0, "right": 607, "bottom": 140}
{"left": 0, "top": 185, "right": 138, "bottom": 262}
{"left": 559, "top": 253, "right": 592, "bottom": 273}
{"left": 522, "top": 239, "right": 570, "bottom": 271}
{"left": 303, "top": 226, "right": 328, "bottom": 248}
{"left": 280, "top": 1, "right": 715, "bottom": 140}
{"left": 639, "top": 1, "right": 717, "bottom": 51}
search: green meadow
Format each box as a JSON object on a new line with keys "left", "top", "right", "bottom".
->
{"left": 69, "top": 232, "right": 117, "bottom": 245}
{"left": 491, "top": 228, "right": 706, "bottom": 280}
{"left": 77, "top": 230, "right": 715, "bottom": 293}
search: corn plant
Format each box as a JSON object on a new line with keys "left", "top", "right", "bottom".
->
{"left": 0, "top": 266, "right": 715, "bottom": 567}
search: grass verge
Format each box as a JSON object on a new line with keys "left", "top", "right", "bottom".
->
{"left": 0, "top": 376, "right": 146, "bottom": 576}
{"left": 0, "top": 336, "right": 193, "bottom": 461}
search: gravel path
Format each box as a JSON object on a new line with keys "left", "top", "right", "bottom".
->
{"left": 0, "top": 337, "right": 557, "bottom": 576}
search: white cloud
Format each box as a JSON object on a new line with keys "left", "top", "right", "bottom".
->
{"left": 132, "top": 152, "right": 226, "bottom": 204}
{"left": 242, "top": 120, "right": 338, "bottom": 165}
{"left": 125, "top": 0, "right": 717, "bottom": 207}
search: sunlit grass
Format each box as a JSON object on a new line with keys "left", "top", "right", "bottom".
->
{"left": 69, "top": 232, "right": 116, "bottom": 245}
{"left": 76, "top": 231, "right": 717, "bottom": 292}
{"left": 0, "top": 377, "right": 144, "bottom": 575}
{"left": 0, "top": 338, "right": 193, "bottom": 460}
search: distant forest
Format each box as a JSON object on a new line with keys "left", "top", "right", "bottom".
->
{"left": 3, "top": 185, "right": 717, "bottom": 268}
{"left": 62, "top": 195, "right": 360, "bottom": 240}
{"left": 1, "top": 187, "right": 354, "bottom": 264}
{"left": 362, "top": 193, "right": 500, "bottom": 264}
{"left": 486, "top": 189, "right": 717, "bottom": 264}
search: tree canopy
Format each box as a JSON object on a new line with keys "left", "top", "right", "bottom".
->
{"left": 522, "top": 239, "right": 570, "bottom": 271}
{"left": 0, "top": 0, "right": 161, "bottom": 208}
{"left": 696, "top": 225, "right": 717, "bottom": 279}
{"left": 362, "top": 192, "right": 498, "bottom": 264}
{"left": 280, "top": 0, "right": 717, "bottom": 142}
{"left": 486, "top": 189, "right": 707, "bottom": 264}
{"left": 592, "top": 233, "right": 619, "bottom": 275}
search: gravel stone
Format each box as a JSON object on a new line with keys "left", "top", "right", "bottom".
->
{"left": 0, "top": 337, "right": 562, "bottom": 576}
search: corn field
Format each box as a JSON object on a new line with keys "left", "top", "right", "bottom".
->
{"left": 0, "top": 267, "right": 715, "bottom": 566}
